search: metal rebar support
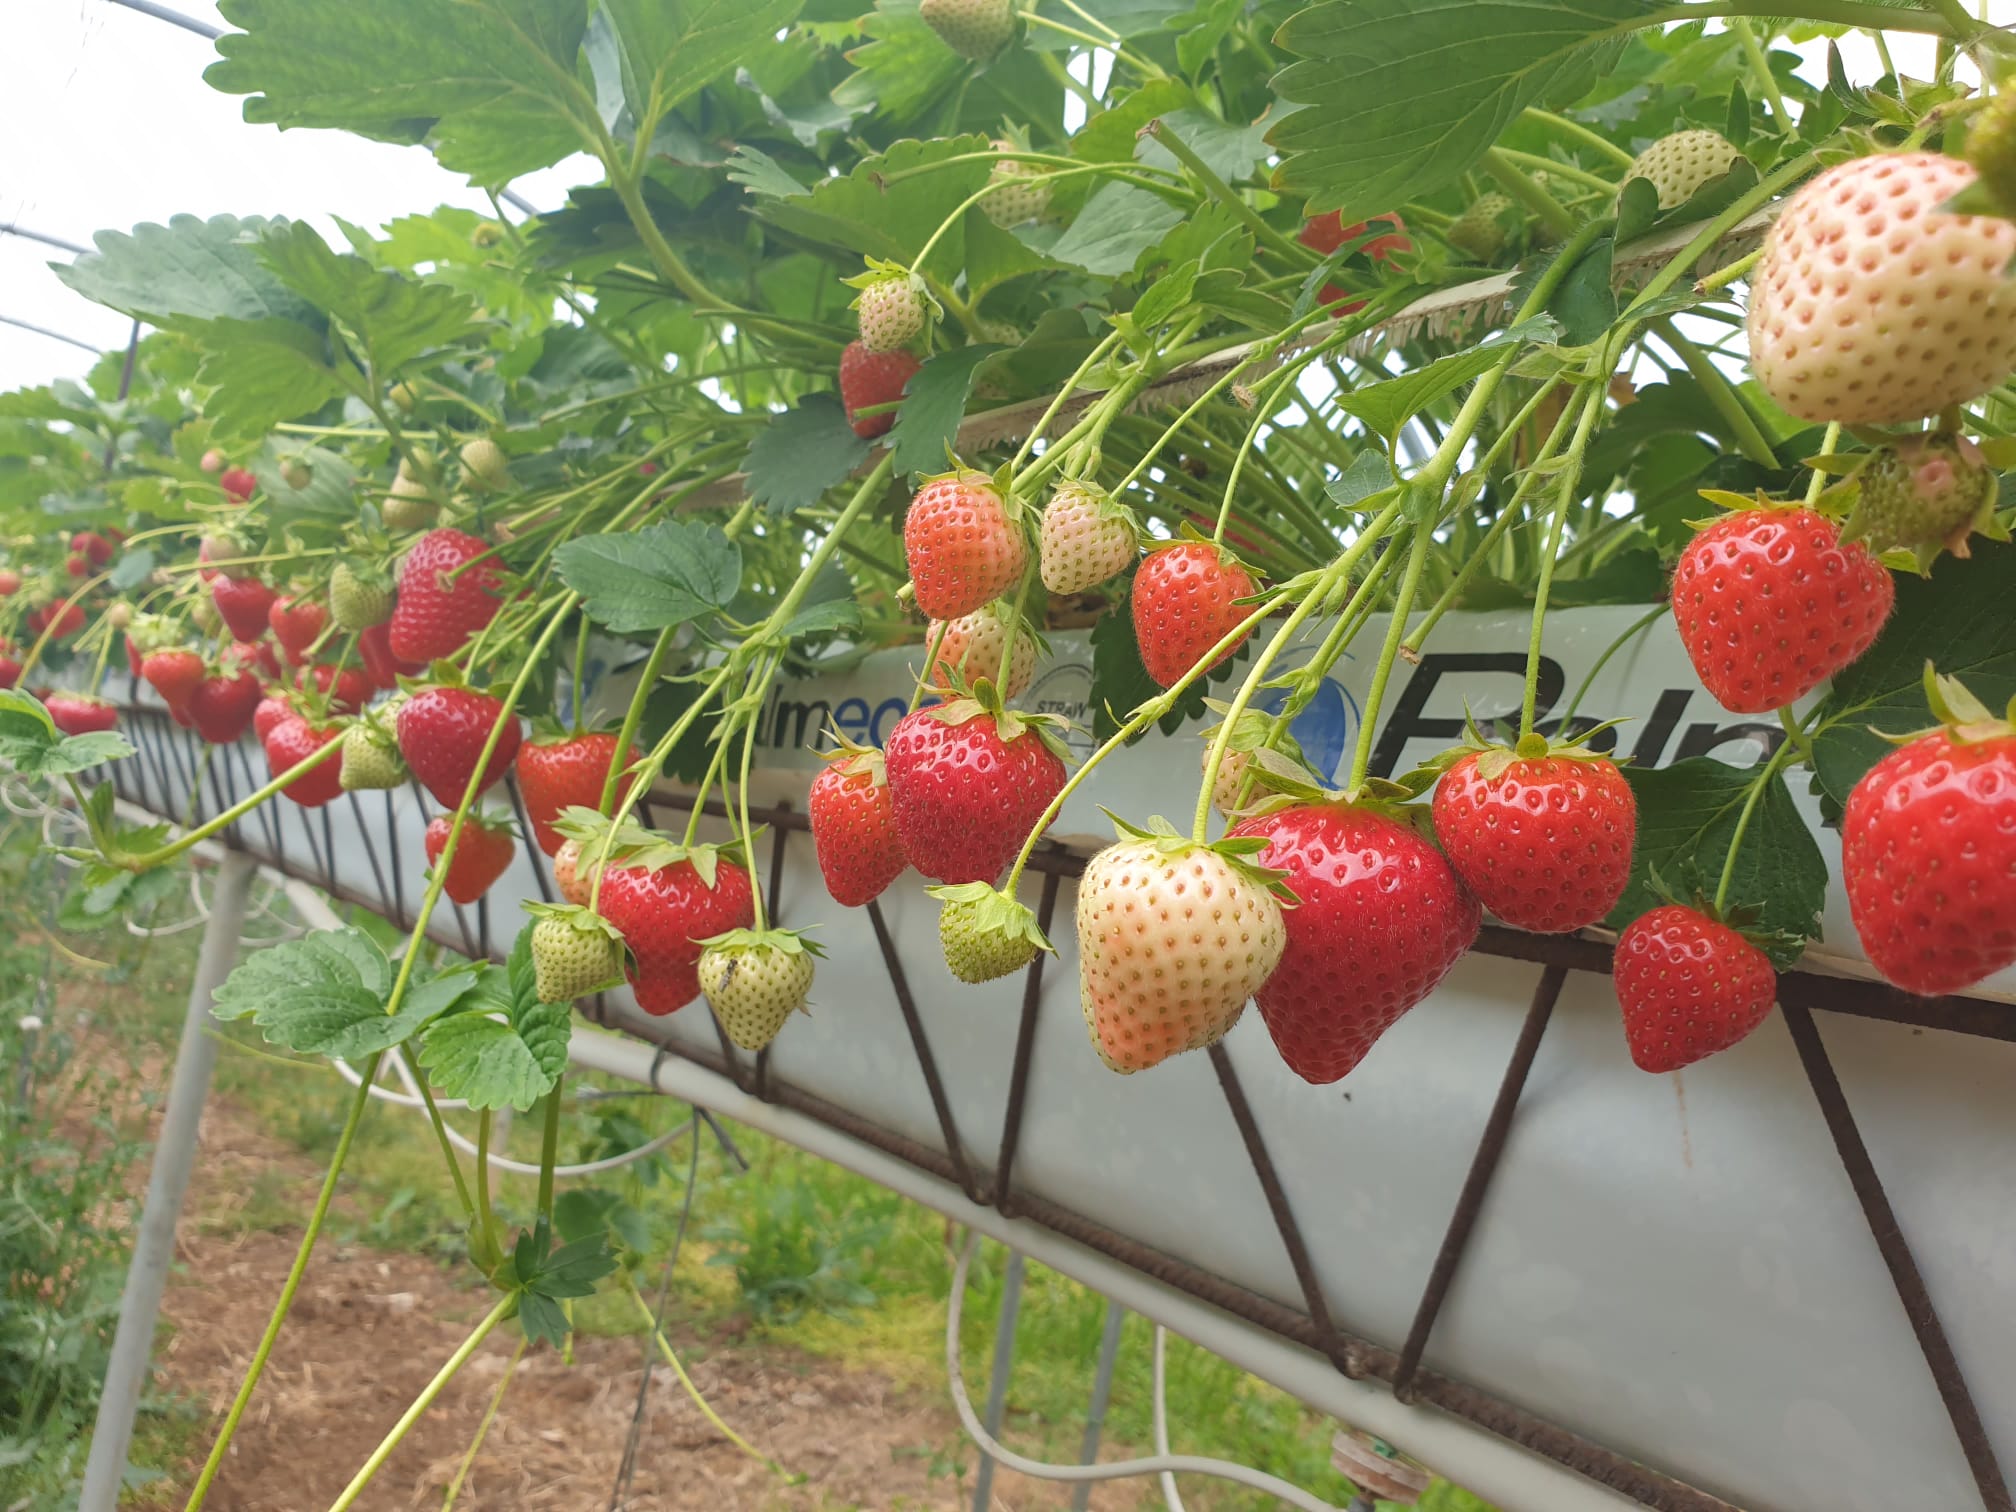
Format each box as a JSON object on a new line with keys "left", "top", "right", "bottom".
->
{"left": 970, "top": 1248, "right": 1028, "bottom": 1512}
{"left": 78, "top": 849, "right": 256, "bottom": 1512}
{"left": 1071, "top": 1298, "right": 1130, "bottom": 1512}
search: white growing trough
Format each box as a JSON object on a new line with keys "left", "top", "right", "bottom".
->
{"left": 94, "top": 606, "right": 2016, "bottom": 1512}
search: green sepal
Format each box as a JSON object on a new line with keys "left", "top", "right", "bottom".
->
{"left": 523, "top": 900, "right": 624, "bottom": 940}
{"left": 1099, "top": 811, "right": 1298, "bottom": 905}
{"left": 694, "top": 925, "right": 827, "bottom": 958}
{"left": 927, "top": 882, "right": 1055, "bottom": 953}
{"left": 815, "top": 724, "right": 889, "bottom": 783}
{"left": 925, "top": 673, "right": 1076, "bottom": 763}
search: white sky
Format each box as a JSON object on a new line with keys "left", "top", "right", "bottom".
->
{"left": 0, "top": 1, "right": 2003, "bottom": 396}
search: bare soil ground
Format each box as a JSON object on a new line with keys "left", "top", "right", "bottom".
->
{"left": 143, "top": 1091, "right": 1141, "bottom": 1512}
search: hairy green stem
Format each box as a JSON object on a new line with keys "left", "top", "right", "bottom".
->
{"left": 1346, "top": 527, "right": 1433, "bottom": 791}
{"left": 1519, "top": 384, "right": 1608, "bottom": 740}
{"left": 183, "top": 1057, "right": 380, "bottom": 1512}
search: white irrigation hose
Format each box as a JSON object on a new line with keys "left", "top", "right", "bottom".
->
{"left": 945, "top": 1235, "right": 1348, "bottom": 1512}
{"left": 322, "top": 1044, "right": 695, "bottom": 1178}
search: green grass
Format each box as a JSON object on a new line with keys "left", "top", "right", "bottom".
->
{"left": 2, "top": 810, "right": 1494, "bottom": 1512}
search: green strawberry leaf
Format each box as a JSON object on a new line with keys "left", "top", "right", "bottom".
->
{"left": 416, "top": 926, "right": 573, "bottom": 1111}
{"left": 257, "top": 222, "right": 484, "bottom": 373}
{"left": 1270, "top": 0, "right": 1637, "bottom": 221}
{"left": 211, "top": 927, "right": 472, "bottom": 1057}
{"left": 888, "top": 345, "right": 1003, "bottom": 480}
{"left": 555, "top": 518, "right": 742, "bottom": 633}
{"left": 1041, "top": 181, "right": 1183, "bottom": 277}
{"left": 54, "top": 213, "right": 319, "bottom": 328}
{"left": 1605, "top": 757, "right": 1826, "bottom": 967}
{"left": 1809, "top": 540, "right": 2016, "bottom": 817}
{"left": 743, "top": 394, "right": 871, "bottom": 517}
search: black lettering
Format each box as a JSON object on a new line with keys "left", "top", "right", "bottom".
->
{"left": 1629, "top": 688, "right": 1692, "bottom": 768}
{"left": 1368, "top": 652, "right": 1563, "bottom": 778}
{"left": 771, "top": 697, "right": 832, "bottom": 751}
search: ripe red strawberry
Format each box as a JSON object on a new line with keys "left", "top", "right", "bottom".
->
{"left": 46, "top": 694, "right": 118, "bottom": 736}
{"left": 1432, "top": 745, "right": 1636, "bottom": 933}
{"left": 396, "top": 684, "right": 524, "bottom": 808}
{"left": 296, "top": 662, "right": 371, "bottom": 715}
{"left": 839, "top": 341, "right": 921, "bottom": 439}
{"left": 424, "top": 812, "right": 517, "bottom": 904}
{"left": 1231, "top": 802, "right": 1480, "bottom": 1084}
{"left": 253, "top": 693, "right": 295, "bottom": 742}
{"left": 849, "top": 266, "right": 927, "bottom": 354}
{"left": 357, "top": 622, "right": 423, "bottom": 690}
{"left": 32, "top": 602, "right": 84, "bottom": 639}
{"left": 1671, "top": 507, "right": 1892, "bottom": 714}
{"left": 389, "top": 528, "right": 505, "bottom": 664}
{"left": 920, "top": 0, "right": 1013, "bottom": 58}
{"left": 903, "top": 468, "right": 1028, "bottom": 620}
{"left": 1613, "top": 905, "right": 1776, "bottom": 1072}
{"left": 1748, "top": 153, "right": 2016, "bottom": 425}
{"left": 1298, "top": 211, "right": 1410, "bottom": 310}
{"left": 70, "top": 531, "right": 114, "bottom": 567}
{"left": 219, "top": 466, "right": 258, "bottom": 503}
{"left": 0, "top": 648, "right": 19, "bottom": 690}
{"left": 1842, "top": 674, "right": 2016, "bottom": 996}
{"left": 263, "top": 714, "right": 344, "bottom": 808}
{"left": 514, "top": 732, "right": 641, "bottom": 856}
{"left": 211, "top": 575, "right": 278, "bottom": 643}
{"left": 0, "top": 568, "right": 19, "bottom": 596}
{"left": 808, "top": 740, "right": 907, "bottom": 907}
{"left": 141, "top": 647, "right": 206, "bottom": 711}
{"left": 1040, "top": 479, "right": 1138, "bottom": 594}
{"left": 1132, "top": 543, "right": 1256, "bottom": 688}
{"left": 65, "top": 553, "right": 89, "bottom": 579}
{"left": 926, "top": 603, "right": 1036, "bottom": 700}
{"left": 1075, "top": 820, "right": 1289, "bottom": 1073}
{"left": 268, "top": 594, "right": 327, "bottom": 664}
{"left": 883, "top": 692, "right": 1068, "bottom": 885}
{"left": 188, "top": 669, "right": 263, "bottom": 744}
{"left": 598, "top": 847, "right": 756, "bottom": 1015}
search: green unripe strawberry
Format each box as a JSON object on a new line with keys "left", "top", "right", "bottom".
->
{"left": 527, "top": 907, "right": 625, "bottom": 1004}
{"left": 339, "top": 719, "right": 407, "bottom": 791}
{"left": 389, "top": 382, "right": 419, "bottom": 413}
{"left": 329, "top": 562, "right": 392, "bottom": 631}
{"left": 1623, "top": 129, "right": 1743, "bottom": 211}
{"left": 280, "top": 456, "right": 313, "bottom": 490}
{"left": 382, "top": 466, "right": 437, "bottom": 532}
{"left": 460, "top": 437, "right": 510, "bottom": 491}
{"left": 849, "top": 269, "right": 928, "bottom": 355}
{"left": 980, "top": 141, "right": 1052, "bottom": 228}
{"left": 921, "top": 0, "right": 1014, "bottom": 60}
{"left": 1966, "top": 88, "right": 2016, "bottom": 216}
{"left": 697, "top": 928, "right": 822, "bottom": 1051}
{"left": 1446, "top": 193, "right": 1515, "bottom": 263}
{"left": 930, "top": 883, "right": 1051, "bottom": 983}
{"left": 1845, "top": 433, "right": 1999, "bottom": 560}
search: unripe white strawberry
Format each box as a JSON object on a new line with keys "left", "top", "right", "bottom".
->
{"left": 1075, "top": 820, "right": 1288, "bottom": 1074}
{"left": 921, "top": 0, "right": 1014, "bottom": 60}
{"left": 1445, "top": 193, "right": 1515, "bottom": 263}
{"left": 528, "top": 907, "right": 624, "bottom": 1004}
{"left": 926, "top": 602, "right": 1038, "bottom": 700}
{"left": 460, "top": 437, "right": 510, "bottom": 491}
{"left": 981, "top": 142, "right": 1052, "bottom": 228}
{"left": 382, "top": 463, "right": 438, "bottom": 531}
{"left": 1748, "top": 153, "right": 2016, "bottom": 425}
{"left": 1206, "top": 746, "right": 1254, "bottom": 819}
{"left": 853, "top": 273, "right": 926, "bottom": 355}
{"left": 1623, "top": 129, "right": 1743, "bottom": 210}
{"left": 697, "top": 929, "right": 820, "bottom": 1051}
{"left": 339, "top": 720, "right": 407, "bottom": 791}
{"left": 1039, "top": 479, "right": 1139, "bottom": 594}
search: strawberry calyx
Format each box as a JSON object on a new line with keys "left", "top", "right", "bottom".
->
{"left": 1047, "top": 476, "right": 1142, "bottom": 536}
{"left": 1638, "top": 866, "right": 1803, "bottom": 962}
{"left": 523, "top": 899, "right": 626, "bottom": 943}
{"left": 1418, "top": 711, "right": 1631, "bottom": 784}
{"left": 613, "top": 830, "right": 755, "bottom": 890}
{"left": 919, "top": 457, "right": 1030, "bottom": 527}
{"left": 1103, "top": 810, "right": 1299, "bottom": 904}
{"left": 924, "top": 881, "right": 1055, "bottom": 956}
{"left": 694, "top": 925, "right": 827, "bottom": 959}
{"left": 1898, "top": 663, "right": 2016, "bottom": 746}
{"left": 815, "top": 725, "right": 889, "bottom": 783}
{"left": 925, "top": 671, "right": 1074, "bottom": 762}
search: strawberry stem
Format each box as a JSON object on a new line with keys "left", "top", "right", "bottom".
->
{"left": 1519, "top": 381, "right": 1608, "bottom": 741}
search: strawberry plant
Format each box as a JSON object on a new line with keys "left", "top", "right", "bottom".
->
{"left": 0, "top": 2, "right": 2014, "bottom": 1507}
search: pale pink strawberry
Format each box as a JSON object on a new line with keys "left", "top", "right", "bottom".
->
{"left": 926, "top": 603, "right": 1037, "bottom": 699}
{"left": 1747, "top": 153, "right": 2016, "bottom": 424}
{"left": 1039, "top": 479, "right": 1138, "bottom": 594}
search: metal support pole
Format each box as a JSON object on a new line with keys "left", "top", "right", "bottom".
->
{"left": 79, "top": 850, "right": 256, "bottom": 1512}
{"left": 1070, "top": 1298, "right": 1129, "bottom": 1511}
{"left": 970, "top": 1249, "right": 1027, "bottom": 1512}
